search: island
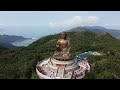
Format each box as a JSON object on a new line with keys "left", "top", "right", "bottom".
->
{"left": 0, "top": 34, "right": 32, "bottom": 48}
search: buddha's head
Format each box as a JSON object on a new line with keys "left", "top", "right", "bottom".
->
{"left": 61, "top": 32, "right": 67, "bottom": 39}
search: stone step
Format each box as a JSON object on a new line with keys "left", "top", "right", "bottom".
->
{"left": 57, "top": 66, "right": 65, "bottom": 77}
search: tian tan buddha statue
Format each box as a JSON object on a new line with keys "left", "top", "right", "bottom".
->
{"left": 52, "top": 32, "right": 72, "bottom": 61}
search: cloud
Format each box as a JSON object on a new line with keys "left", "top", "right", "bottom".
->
{"left": 104, "top": 24, "right": 109, "bottom": 26}
{"left": 6, "top": 24, "right": 46, "bottom": 26}
{"left": 110, "top": 24, "right": 120, "bottom": 26}
{"left": 103, "top": 23, "right": 120, "bottom": 27}
{"left": 48, "top": 16, "right": 99, "bottom": 28}
{"left": 0, "top": 24, "right": 8, "bottom": 27}
{"left": 0, "top": 24, "right": 8, "bottom": 30}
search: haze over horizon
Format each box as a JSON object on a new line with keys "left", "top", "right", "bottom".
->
{"left": 0, "top": 11, "right": 120, "bottom": 38}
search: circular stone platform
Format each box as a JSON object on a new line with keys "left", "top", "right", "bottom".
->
{"left": 36, "top": 58, "right": 90, "bottom": 79}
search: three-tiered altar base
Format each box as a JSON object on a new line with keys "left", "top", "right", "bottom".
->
{"left": 36, "top": 57, "right": 90, "bottom": 79}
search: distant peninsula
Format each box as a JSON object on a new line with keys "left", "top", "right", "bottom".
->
{"left": 0, "top": 34, "right": 32, "bottom": 48}
{"left": 0, "top": 34, "right": 31, "bottom": 43}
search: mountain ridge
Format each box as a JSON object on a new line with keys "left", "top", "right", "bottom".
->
{"left": 67, "top": 26, "right": 120, "bottom": 39}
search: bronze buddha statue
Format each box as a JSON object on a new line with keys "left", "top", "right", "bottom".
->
{"left": 52, "top": 32, "right": 72, "bottom": 61}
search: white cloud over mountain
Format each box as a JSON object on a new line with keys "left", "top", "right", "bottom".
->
{"left": 49, "top": 16, "right": 99, "bottom": 28}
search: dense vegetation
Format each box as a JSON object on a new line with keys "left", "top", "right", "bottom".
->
{"left": 0, "top": 46, "right": 7, "bottom": 53}
{"left": 0, "top": 31, "right": 120, "bottom": 79}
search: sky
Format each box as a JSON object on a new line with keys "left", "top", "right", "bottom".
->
{"left": 0, "top": 11, "right": 120, "bottom": 38}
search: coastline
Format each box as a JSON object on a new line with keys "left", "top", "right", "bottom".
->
{"left": 12, "top": 38, "right": 37, "bottom": 47}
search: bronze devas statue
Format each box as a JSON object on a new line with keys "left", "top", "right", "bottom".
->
{"left": 52, "top": 32, "right": 73, "bottom": 61}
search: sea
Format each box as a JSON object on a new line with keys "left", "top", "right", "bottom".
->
{"left": 12, "top": 38, "right": 37, "bottom": 47}
{"left": 0, "top": 25, "right": 68, "bottom": 47}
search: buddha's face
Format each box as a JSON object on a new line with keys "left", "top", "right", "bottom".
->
{"left": 61, "top": 33, "right": 66, "bottom": 39}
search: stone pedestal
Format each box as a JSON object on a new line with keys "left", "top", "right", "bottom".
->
{"left": 36, "top": 57, "right": 90, "bottom": 79}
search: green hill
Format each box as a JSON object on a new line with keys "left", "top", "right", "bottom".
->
{"left": 0, "top": 43, "right": 17, "bottom": 49}
{"left": 0, "top": 45, "right": 7, "bottom": 52}
{"left": 67, "top": 26, "right": 120, "bottom": 39}
{"left": 0, "top": 31, "right": 120, "bottom": 79}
